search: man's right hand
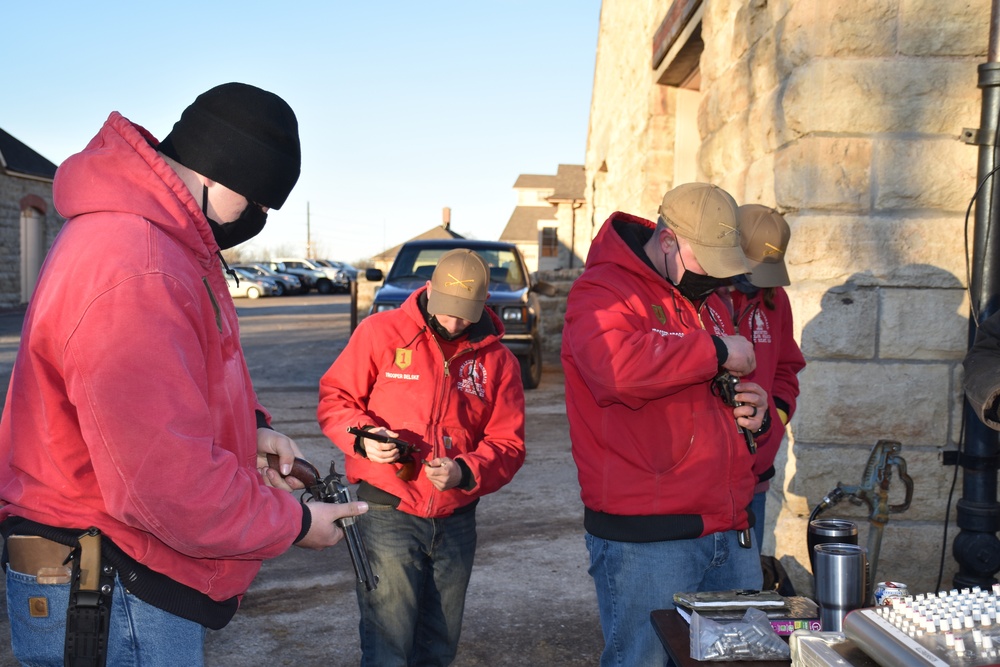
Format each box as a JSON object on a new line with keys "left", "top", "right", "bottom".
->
{"left": 719, "top": 335, "right": 756, "bottom": 376}
{"left": 295, "top": 500, "right": 369, "bottom": 550}
{"left": 361, "top": 427, "right": 402, "bottom": 464}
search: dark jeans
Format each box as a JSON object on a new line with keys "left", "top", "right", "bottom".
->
{"left": 357, "top": 503, "right": 477, "bottom": 667}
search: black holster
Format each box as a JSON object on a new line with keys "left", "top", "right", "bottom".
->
{"left": 64, "top": 528, "right": 115, "bottom": 667}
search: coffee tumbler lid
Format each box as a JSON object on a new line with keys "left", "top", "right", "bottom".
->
{"left": 809, "top": 518, "right": 859, "bottom": 537}
{"left": 814, "top": 543, "right": 865, "bottom": 556}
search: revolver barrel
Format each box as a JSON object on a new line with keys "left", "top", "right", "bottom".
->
{"left": 327, "top": 467, "right": 379, "bottom": 591}
{"left": 266, "top": 454, "right": 379, "bottom": 590}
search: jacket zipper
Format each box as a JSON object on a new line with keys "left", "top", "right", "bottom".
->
{"left": 425, "top": 337, "right": 475, "bottom": 516}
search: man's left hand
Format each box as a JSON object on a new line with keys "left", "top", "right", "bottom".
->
{"left": 256, "top": 428, "right": 305, "bottom": 491}
{"left": 424, "top": 457, "right": 461, "bottom": 491}
{"left": 733, "top": 381, "right": 767, "bottom": 433}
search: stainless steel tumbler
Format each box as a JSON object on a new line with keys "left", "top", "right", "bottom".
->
{"left": 814, "top": 543, "right": 868, "bottom": 632}
{"left": 807, "top": 518, "right": 858, "bottom": 574}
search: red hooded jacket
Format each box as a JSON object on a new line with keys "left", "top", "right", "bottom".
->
{"left": 318, "top": 287, "right": 525, "bottom": 518}
{"left": 731, "top": 287, "right": 805, "bottom": 491}
{"left": 561, "top": 212, "right": 756, "bottom": 541}
{"left": 0, "top": 113, "right": 303, "bottom": 625}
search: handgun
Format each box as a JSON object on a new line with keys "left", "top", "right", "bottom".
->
{"left": 712, "top": 371, "right": 757, "bottom": 454}
{"left": 266, "top": 454, "right": 378, "bottom": 591}
{"left": 347, "top": 426, "right": 420, "bottom": 480}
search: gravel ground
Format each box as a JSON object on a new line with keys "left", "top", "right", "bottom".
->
{"left": 0, "top": 295, "right": 603, "bottom": 666}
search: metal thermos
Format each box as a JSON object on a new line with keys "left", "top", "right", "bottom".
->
{"left": 814, "top": 543, "right": 868, "bottom": 632}
{"left": 807, "top": 518, "right": 858, "bottom": 574}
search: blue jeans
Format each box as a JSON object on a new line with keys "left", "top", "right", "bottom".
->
{"left": 357, "top": 504, "right": 477, "bottom": 667}
{"left": 586, "top": 530, "right": 763, "bottom": 667}
{"left": 6, "top": 567, "right": 206, "bottom": 666}
{"left": 751, "top": 491, "right": 767, "bottom": 553}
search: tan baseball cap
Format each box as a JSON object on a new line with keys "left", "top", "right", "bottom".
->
{"left": 427, "top": 249, "right": 489, "bottom": 322}
{"left": 658, "top": 182, "right": 749, "bottom": 278}
{"left": 737, "top": 204, "right": 791, "bottom": 288}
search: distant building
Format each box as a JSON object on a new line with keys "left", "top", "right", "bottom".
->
{"left": 500, "top": 164, "right": 586, "bottom": 272}
{"left": 368, "top": 207, "right": 465, "bottom": 274}
{"left": 0, "top": 128, "right": 62, "bottom": 309}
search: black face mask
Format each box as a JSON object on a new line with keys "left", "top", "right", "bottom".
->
{"left": 731, "top": 273, "right": 760, "bottom": 296}
{"left": 428, "top": 315, "right": 468, "bottom": 341}
{"left": 666, "top": 251, "right": 728, "bottom": 302}
{"left": 201, "top": 185, "right": 267, "bottom": 250}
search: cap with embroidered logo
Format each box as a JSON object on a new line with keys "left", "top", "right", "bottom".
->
{"left": 427, "top": 249, "right": 489, "bottom": 323}
{"left": 658, "top": 182, "right": 749, "bottom": 278}
{"left": 737, "top": 204, "right": 791, "bottom": 288}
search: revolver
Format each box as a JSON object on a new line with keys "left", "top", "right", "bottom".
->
{"left": 267, "top": 454, "right": 378, "bottom": 591}
{"left": 712, "top": 371, "right": 757, "bottom": 454}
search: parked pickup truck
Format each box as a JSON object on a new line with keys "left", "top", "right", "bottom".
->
{"left": 366, "top": 239, "right": 555, "bottom": 389}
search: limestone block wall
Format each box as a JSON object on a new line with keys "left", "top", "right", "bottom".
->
{"left": 0, "top": 175, "right": 61, "bottom": 310}
{"left": 585, "top": 0, "right": 681, "bottom": 238}
{"left": 695, "top": 0, "right": 989, "bottom": 595}
{"left": 536, "top": 268, "right": 583, "bottom": 362}
{"left": 583, "top": 0, "right": 992, "bottom": 597}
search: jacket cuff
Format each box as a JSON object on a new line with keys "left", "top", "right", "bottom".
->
{"left": 353, "top": 424, "right": 376, "bottom": 457}
{"left": 456, "top": 458, "right": 476, "bottom": 491}
{"left": 256, "top": 410, "right": 272, "bottom": 430}
{"left": 711, "top": 336, "right": 729, "bottom": 366}
{"left": 294, "top": 503, "right": 311, "bottom": 544}
{"left": 753, "top": 409, "right": 772, "bottom": 437}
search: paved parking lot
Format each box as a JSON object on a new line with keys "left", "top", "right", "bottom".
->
{"left": 0, "top": 295, "right": 602, "bottom": 666}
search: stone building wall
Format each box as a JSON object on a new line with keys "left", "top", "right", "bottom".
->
{"left": 0, "top": 174, "right": 61, "bottom": 310}
{"left": 580, "top": 0, "right": 991, "bottom": 595}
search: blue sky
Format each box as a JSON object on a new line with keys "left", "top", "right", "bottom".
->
{"left": 2, "top": 2, "right": 601, "bottom": 264}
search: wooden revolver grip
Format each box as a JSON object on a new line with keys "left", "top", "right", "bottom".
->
{"left": 265, "top": 454, "right": 323, "bottom": 487}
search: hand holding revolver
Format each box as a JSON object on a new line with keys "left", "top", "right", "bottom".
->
{"left": 266, "top": 454, "right": 378, "bottom": 590}
{"left": 717, "top": 335, "right": 757, "bottom": 376}
{"left": 712, "top": 372, "right": 768, "bottom": 452}
{"left": 731, "top": 380, "right": 767, "bottom": 434}
{"left": 256, "top": 427, "right": 307, "bottom": 492}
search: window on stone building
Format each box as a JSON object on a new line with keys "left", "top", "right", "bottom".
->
{"left": 20, "top": 204, "right": 46, "bottom": 303}
{"left": 540, "top": 227, "right": 559, "bottom": 258}
{"left": 653, "top": 0, "right": 703, "bottom": 185}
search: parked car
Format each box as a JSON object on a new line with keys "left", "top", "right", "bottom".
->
{"left": 272, "top": 257, "right": 349, "bottom": 294}
{"left": 259, "top": 260, "right": 320, "bottom": 293}
{"left": 224, "top": 270, "right": 277, "bottom": 299}
{"left": 368, "top": 239, "right": 555, "bottom": 389}
{"left": 316, "top": 259, "right": 359, "bottom": 283}
{"left": 234, "top": 263, "right": 302, "bottom": 296}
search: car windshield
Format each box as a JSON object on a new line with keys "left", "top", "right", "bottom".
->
{"left": 386, "top": 247, "right": 526, "bottom": 293}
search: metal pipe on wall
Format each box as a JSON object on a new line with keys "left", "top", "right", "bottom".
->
{"left": 956, "top": 0, "right": 1000, "bottom": 589}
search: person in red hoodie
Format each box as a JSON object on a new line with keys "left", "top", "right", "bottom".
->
{"left": 562, "top": 182, "right": 770, "bottom": 666}
{"left": 731, "top": 205, "right": 806, "bottom": 554}
{"left": 318, "top": 249, "right": 526, "bottom": 666}
{"left": 0, "top": 83, "right": 367, "bottom": 666}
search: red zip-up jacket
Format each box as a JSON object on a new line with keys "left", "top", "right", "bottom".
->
{"left": 731, "top": 288, "right": 805, "bottom": 490}
{"left": 0, "top": 113, "right": 303, "bottom": 624}
{"left": 317, "top": 287, "right": 525, "bottom": 517}
{"left": 562, "top": 212, "right": 756, "bottom": 541}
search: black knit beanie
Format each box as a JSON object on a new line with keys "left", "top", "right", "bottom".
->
{"left": 158, "top": 82, "right": 301, "bottom": 210}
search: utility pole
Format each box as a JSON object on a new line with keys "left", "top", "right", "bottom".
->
{"left": 306, "top": 201, "right": 313, "bottom": 258}
{"left": 956, "top": 0, "right": 1000, "bottom": 589}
